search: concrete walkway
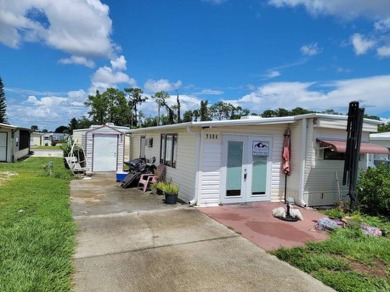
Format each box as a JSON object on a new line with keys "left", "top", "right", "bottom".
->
{"left": 31, "top": 148, "right": 64, "bottom": 157}
{"left": 71, "top": 172, "right": 334, "bottom": 291}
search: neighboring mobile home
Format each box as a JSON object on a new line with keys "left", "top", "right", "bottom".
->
{"left": 0, "top": 123, "right": 31, "bottom": 162}
{"left": 30, "top": 132, "right": 45, "bottom": 146}
{"left": 128, "top": 114, "right": 389, "bottom": 207}
{"left": 369, "top": 131, "right": 390, "bottom": 165}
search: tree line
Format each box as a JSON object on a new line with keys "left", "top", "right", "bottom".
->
{"left": 1, "top": 79, "right": 388, "bottom": 134}
{"left": 52, "top": 87, "right": 389, "bottom": 134}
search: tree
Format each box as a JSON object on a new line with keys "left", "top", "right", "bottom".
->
{"left": 364, "top": 114, "right": 380, "bottom": 121}
{"left": 290, "top": 107, "right": 312, "bottom": 116}
{"left": 152, "top": 91, "right": 176, "bottom": 124}
{"left": 0, "top": 77, "right": 7, "bottom": 123}
{"left": 68, "top": 118, "right": 78, "bottom": 134}
{"left": 84, "top": 90, "right": 106, "bottom": 124}
{"left": 230, "top": 106, "right": 250, "bottom": 120}
{"left": 142, "top": 117, "right": 158, "bottom": 127}
{"left": 77, "top": 116, "right": 93, "bottom": 129}
{"left": 103, "top": 88, "right": 131, "bottom": 126}
{"left": 84, "top": 88, "right": 131, "bottom": 126}
{"left": 55, "top": 125, "right": 68, "bottom": 133}
{"left": 261, "top": 109, "right": 277, "bottom": 117}
{"left": 321, "top": 109, "right": 343, "bottom": 115}
{"left": 31, "top": 125, "right": 39, "bottom": 132}
{"left": 175, "top": 90, "right": 181, "bottom": 123}
{"left": 275, "top": 108, "right": 290, "bottom": 117}
{"left": 378, "top": 122, "right": 390, "bottom": 133}
{"left": 200, "top": 100, "right": 211, "bottom": 121}
{"left": 182, "top": 110, "right": 194, "bottom": 122}
{"left": 125, "top": 87, "right": 147, "bottom": 127}
{"left": 209, "top": 102, "right": 249, "bottom": 120}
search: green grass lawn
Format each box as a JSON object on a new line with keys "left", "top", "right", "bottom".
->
{"left": 272, "top": 216, "right": 390, "bottom": 292}
{"left": 31, "top": 145, "right": 63, "bottom": 150}
{"left": 0, "top": 157, "right": 75, "bottom": 291}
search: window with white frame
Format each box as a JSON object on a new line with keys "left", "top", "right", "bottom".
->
{"left": 160, "top": 134, "right": 177, "bottom": 167}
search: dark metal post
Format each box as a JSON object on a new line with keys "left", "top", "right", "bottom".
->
{"left": 343, "top": 101, "right": 364, "bottom": 211}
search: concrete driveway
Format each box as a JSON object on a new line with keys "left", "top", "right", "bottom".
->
{"left": 31, "top": 148, "right": 64, "bottom": 157}
{"left": 71, "top": 172, "right": 334, "bottom": 291}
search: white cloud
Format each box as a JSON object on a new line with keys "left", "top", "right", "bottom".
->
{"left": 377, "top": 46, "right": 390, "bottom": 57}
{"left": 202, "top": 0, "right": 228, "bottom": 5}
{"left": 300, "top": 43, "right": 322, "bottom": 56}
{"left": 268, "top": 0, "right": 390, "bottom": 20}
{"left": 263, "top": 70, "right": 281, "bottom": 79}
{"left": 269, "top": 1, "right": 390, "bottom": 58}
{"left": 7, "top": 89, "right": 90, "bottom": 130}
{"left": 374, "top": 18, "right": 390, "bottom": 32}
{"left": 336, "top": 67, "right": 352, "bottom": 73}
{"left": 58, "top": 55, "right": 95, "bottom": 68}
{"left": 351, "top": 33, "right": 376, "bottom": 55}
{"left": 110, "top": 55, "right": 127, "bottom": 70}
{"left": 235, "top": 75, "right": 390, "bottom": 116}
{"left": 144, "top": 79, "right": 182, "bottom": 93}
{"left": 89, "top": 55, "right": 136, "bottom": 94}
{"left": 0, "top": 0, "right": 114, "bottom": 58}
{"left": 195, "top": 89, "right": 224, "bottom": 95}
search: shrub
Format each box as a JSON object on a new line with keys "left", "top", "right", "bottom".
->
{"left": 356, "top": 164, "right": 390, "bottom": 216}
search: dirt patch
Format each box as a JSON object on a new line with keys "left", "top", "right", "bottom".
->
{"left": 347, "top": 258, "right": 389, "bottom": 278}
{"left": 0, "top": 171, "right": 18, "bottom": 186}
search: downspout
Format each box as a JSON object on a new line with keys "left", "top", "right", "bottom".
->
{"left": 298, "top": 118, "right": 308, "bottom": 207}
{"left": 11, "top": 129, "right": 17, "bottom": 162}
{"left": 187, "top": 126, "right": 201, "bottom": 206}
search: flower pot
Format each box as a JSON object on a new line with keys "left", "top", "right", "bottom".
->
{"left": 164, "top": 193, "right": 177, "bottom": 204}
{"left": 156, "top": 188, "right": 164, "bottom": 196}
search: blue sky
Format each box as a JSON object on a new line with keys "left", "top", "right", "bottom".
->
{"left": 1, "top": 0, "right": 390, "bottom": 130}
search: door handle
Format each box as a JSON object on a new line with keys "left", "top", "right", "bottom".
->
{"left": 244, "top": 169, "right": 247, "bottom": 180}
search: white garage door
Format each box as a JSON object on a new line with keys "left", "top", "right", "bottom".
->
{"left": 0, "top": 132, "right": 7, "bottom": 161}
{"left": 93, "top": 135, "right": 118, "bottom": 171}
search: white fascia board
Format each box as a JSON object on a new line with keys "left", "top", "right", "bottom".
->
{"left": 128, "top": 117, "right": 296, "bottom": 133}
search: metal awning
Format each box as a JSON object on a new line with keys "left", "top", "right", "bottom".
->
{"left": 317, "top": 139, "right": 390, "bottom": 154}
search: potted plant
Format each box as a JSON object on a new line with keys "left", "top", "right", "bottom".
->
{"left": 151, "top": 181, "right": 165, "bottom": 195}
{"left": 161, "top": 182, "right": 179, "bottom": 204}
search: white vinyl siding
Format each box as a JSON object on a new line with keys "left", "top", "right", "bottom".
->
{"left": 164, "top": 130, "right": 197, "bottom": 203}
{"left": 304, "top": 122, "right": 368, "bottom": 206}
{"left": 199, "top": 135, "right": 221, "bottom": 206}
{"left": 130, "top": 130, "right": 197, "bottom": 203}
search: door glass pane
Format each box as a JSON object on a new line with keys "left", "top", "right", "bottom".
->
{"left": 165, "top": 135, "right": 173, "bottom": 165}
{"left": 226, "top": 141, "right": 243, "bottom": 196}
{"left": 140, "top": 136, "right": 146, "bottom": 158}
{"left": 252, "top": 155, "right": 267, "bottom": 195}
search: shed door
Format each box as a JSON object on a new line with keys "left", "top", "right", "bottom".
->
{"left": 0, "top": 132, "right": 7, "bottom": 161}
{"left": 93, "top": 135, "right": 118, "bottom": 171}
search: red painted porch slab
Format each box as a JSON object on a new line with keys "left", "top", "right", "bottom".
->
{"left": 199, "top": 202, "right": 330, "bottom": 251}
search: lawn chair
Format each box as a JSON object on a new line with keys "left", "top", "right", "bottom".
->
{"left": 64, "top": 156, "right": 86, "bottom": 175}
{"left": 138, "top": 164, "right": 165, "bottom": 192}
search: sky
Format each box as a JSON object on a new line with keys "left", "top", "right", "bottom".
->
{"left": 1, "top": 0, "right": 390, "bottom": 131}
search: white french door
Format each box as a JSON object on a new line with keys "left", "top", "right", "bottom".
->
{"left": 221, "top": 135, "right": 271, "bottom": 204}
